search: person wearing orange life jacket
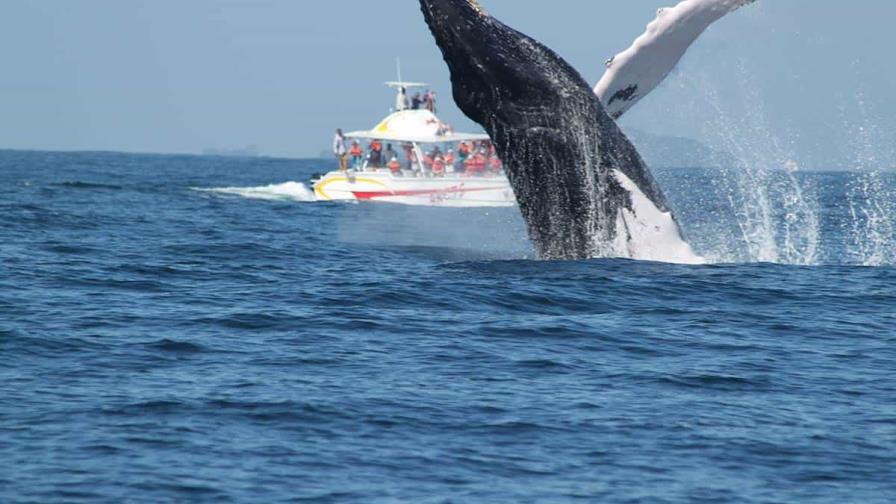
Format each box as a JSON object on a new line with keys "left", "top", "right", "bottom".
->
{"left": 464, "top": 150, "right": 486, "bottom": 176}
{"left": 432, "top": 154, "right": 446, "bottom": 177}
{"left": 387, "top": 156, "right": 402, "bottom": 176}
{"left": 349, "top": 140, "right": 363, "bottom": 169}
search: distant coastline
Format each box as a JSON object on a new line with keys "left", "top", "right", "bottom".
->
{"left": 203, "top": 145, "right": 260, "bottom": 158}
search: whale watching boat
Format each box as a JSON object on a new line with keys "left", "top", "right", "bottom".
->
{"left": 312, "top": 81, "right": 515, "bottom": 207}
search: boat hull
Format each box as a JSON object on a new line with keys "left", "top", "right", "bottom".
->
{"left": 313, "top": 170, "right": 516, "bottom": 208}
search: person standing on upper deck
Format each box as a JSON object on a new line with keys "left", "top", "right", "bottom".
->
{"left": 396, "top": 87, "right": 409, "bottom": 111}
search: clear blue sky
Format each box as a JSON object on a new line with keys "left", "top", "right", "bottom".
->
{"left": 1, "top": 1, "right": 894, "bottom": 169}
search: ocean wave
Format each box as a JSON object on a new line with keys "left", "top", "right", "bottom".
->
{"left": 194, "top": 181, "right": 315, "bottom": 202}
{"left": 51, "top": 181, "right": 124, "bottom": 190}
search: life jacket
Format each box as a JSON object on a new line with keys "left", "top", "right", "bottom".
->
{"left": 371, "top": 141, "right": 382, "bottom": 152}
{"left": 423, "top": 154, "right": 434, "bottom": 168}
{"left": 387, "top": 159, "right": 402, "bottom": 173}
{"left": 350, "top": 144, "right": 363, "bottom": 157}
{"left": 490, "top": 156, "right": 502, "bottom": 172}
{"left": 445, "top": 153, "right": 455, "bottom": 165}
{"left": 465, "top": 154, "right": 486, "bottom": 174}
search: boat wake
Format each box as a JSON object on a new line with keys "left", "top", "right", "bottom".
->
{"left": 194, "top": 182, "right": 316, "bottom": 202}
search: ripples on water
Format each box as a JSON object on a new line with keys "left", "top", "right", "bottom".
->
{"left": 1, "top": 150, "right": 895, "bottom": 503}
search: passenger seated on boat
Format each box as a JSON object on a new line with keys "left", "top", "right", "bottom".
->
{"left": 349, "top": 141, "right": 363, "bottom": 169}
{"left": 464, "top": 150, "right": 487, "bottom": 176}
{"left": 384, "top": 144, "right": 398, "bottom": 165}
{"left": 402, "top": 143, "right": 415, "bottom": 170}
{"left": 387, "top": 157, "right": 402, "bottom": 176}
{"left": 489, "top": 155, "right": 503, "bottom": 176}
{"left": 458, "top": 141, "right": 471, "bottom": 166}
{"left": 432, "top": 154, "right": 446, "bottom": 177}
{"left": 445, "top": 149, "right": 456, "bottom": 172}
{"left": 368, "top": 140, "right": 383, "bottom": 168}
{"left": 423, "top": 151, "right": 434, "bottom": 173}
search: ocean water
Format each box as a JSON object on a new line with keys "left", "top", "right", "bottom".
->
{"left": 2, "top": 149, "right": 895, "bottom": 503}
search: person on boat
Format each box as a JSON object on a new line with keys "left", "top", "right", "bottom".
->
{"left": 423, "top": 150, "right": 434, "bottom": 173}
{"left": 349, "top": 140, "right": 363, "bottom": 169}
{"left": 402, "top": 143, "right": 415, "bottom": 171}
{"left": 489, "top": 154, "right": 503, "bottom": 176}
{"left": 387, "top": 156, "right": 403, "bottom": 176}
{"left": 445, "top": 149, "right": 456, "bottom": 172}
{"left": 384, "top": 144, "right": 398, "bottom": 165}
{"left": 411, "top": 92, "right": 422, "bottom": 110}
{"left": 458, "top": 141, "right": 471, "bottom": 166}
{"left": 432, "top": 153, "right": 446, "bottom": 177}
{"left": 396, "top": 87, "right": 409, "bottom": 111}
{"left": 368, "top": 139, "right": 383, "bottom": 168}
{"left": 409, "top": 149, "right": 420, "bottom": 175}
{"left": 425, "top": 90, "right": 436, "bottom": 113}
{"left": 465, "top": 150, "right": 487, "bottom": 176}
{"left": 333, "top": 129, "right": 347, "bottom": 172}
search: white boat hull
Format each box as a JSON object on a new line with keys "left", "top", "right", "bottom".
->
{"left": 313, "top": 170, "right": 516, "bottom": 208}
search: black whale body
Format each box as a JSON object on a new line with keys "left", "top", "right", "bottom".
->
{"left": 419, "top": 0, "right": 692, "bottom": 261}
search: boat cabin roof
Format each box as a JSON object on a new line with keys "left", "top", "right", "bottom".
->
{"left": 345, "top": 109, "right": 489, "bottom": 144}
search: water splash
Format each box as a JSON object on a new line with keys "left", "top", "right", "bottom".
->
{"left": 672, "top": 67, "right": 820, "bottom": 265}
{"left": 847, "top": 171, "right": 895, "bottom": 266}
{"left": 844, "top": 98, "right": 896, "bottom": 266}
{"left": 194, "top": 182, "right": 316, "bottom": 202}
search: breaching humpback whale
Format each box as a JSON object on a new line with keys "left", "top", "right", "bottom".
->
{"left": 420, "top": 0, "right": 702, "bottom": 263}
{"left": 596, "top": 0, "right": 758, "bottom": 119}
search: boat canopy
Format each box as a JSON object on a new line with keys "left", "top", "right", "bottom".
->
{"left": 345, "top": 109, "right": 489, "bottom": 144}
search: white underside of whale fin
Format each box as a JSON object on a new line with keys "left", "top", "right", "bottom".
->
{"left": 611, "top": 170, "right": 705, "bottom": 265}
{"left": 595, "top": 0, "right": 757, "bottom": 119}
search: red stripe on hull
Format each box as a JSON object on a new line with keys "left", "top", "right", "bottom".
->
{"left": 351, "top": 185, "right": 496, "bottom": 200}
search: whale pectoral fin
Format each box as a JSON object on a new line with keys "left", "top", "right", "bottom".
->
{"left": 595, "top": 0, "right": 759, "bottom": 119}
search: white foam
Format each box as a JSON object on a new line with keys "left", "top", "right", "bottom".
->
{"left": 195, "top": 182, "right": 316, "bottom": 202}
{"left": 667, "top": 67, "right": 821, "bottom": 265}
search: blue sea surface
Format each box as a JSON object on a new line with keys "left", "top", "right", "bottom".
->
{"left": 1, "top": 150, "right": 895, "bottom": 503}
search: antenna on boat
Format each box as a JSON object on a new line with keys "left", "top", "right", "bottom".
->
{"left": 385, "top": 58, "right": 429, "bottom": 112}
{"left": 385, "top": 57, "right": 429, "bottom": 90}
